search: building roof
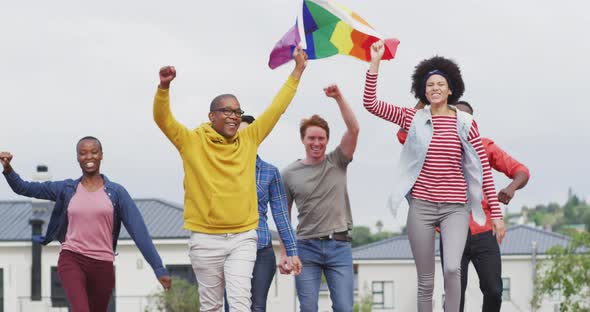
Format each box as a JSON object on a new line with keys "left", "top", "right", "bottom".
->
{"left": 352, "top": 225, "right": 572, "bottom": 260}
{"left": 0, "top": 198, "right": 283, "bottom": 242}
{"left": 0, "top": 199, "right": 191, "bottom": 241}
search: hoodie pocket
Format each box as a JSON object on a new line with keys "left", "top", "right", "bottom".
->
{"left": 208, "top": 192, "right": 251, "bottom": 227}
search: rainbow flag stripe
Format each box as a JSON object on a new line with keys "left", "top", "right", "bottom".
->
{"left": 269, "top": 0, "right": 400, "bottom": 69}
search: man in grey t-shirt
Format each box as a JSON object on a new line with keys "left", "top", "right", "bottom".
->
{"left": 280, "top": 84, "right": 359, "bottom": 312}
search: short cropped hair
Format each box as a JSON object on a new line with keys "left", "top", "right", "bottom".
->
{"left": 241, "top": 115, "right": 255, "bottom": 125}
{"left": 299, "top": 115, "right": 329, "bottom": 140}
{"left": 77, "top": 136, "right": 102, "bottom": 152}
{"left": 210, "top": 94, "right": 238, "bottom": 111}
{"left": 454, "top": 100, "right": 474, "bottom": 114}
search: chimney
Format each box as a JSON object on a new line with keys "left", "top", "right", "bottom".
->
{"left": 29, "top": 165, "right": 51, "bottom": 301}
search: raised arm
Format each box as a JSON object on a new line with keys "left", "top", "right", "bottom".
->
{"left": 153, "top": 66, "right": 191, "bottom": 151}
{"left": 118, "top": 186, "right": 171, "bottom": 288}
{"left": 1, "top": 152, "right": 62, "bottom": 201}
{"left": 324, "top": 85, "right": 359, "bottom": 160}
{"left": 363, "top": 41, "right": 415, "bottom": 128}
{"left": 244, "top": 46, "right": 307, "bottom": 145}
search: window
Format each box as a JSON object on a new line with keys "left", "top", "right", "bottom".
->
{"left": 372, "top": 281, "right": 394, "bottom": 309}
{"left": 166, "top": 265, "right": 197, "bottom": 285}
{"left": 502, "top": 277, "right": 511, "bottom": 300}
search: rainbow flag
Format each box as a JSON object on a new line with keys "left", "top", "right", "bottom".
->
{"left": 268, "top": 0, "right": 400, "bottom": 69}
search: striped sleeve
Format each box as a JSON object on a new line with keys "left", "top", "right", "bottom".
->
{"left": 468, "top": 121, "right": 503, "bottom": 219}
{"left": 363, "top": 71, "right": 416, "bottom": 130}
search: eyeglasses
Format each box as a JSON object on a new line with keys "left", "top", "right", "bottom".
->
{"left": 211, "top": 108, "right": 245, "bottom": 117}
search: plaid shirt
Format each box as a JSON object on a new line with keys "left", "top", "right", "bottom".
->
{"left": 255, "top": 156, "right": 298, "bottom": 256}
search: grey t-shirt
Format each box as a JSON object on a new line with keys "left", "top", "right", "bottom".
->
{"left": 281, "top": 147, "right": 353, "bottom": 239}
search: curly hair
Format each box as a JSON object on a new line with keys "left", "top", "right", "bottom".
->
{"left": 300, "top": 115, "right": 330, "bottom": 140}
{"left": 411, "top": 56, "right": 464, "bottom": 105}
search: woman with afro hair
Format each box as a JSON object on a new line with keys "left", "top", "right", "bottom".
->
{"left": 362, "top": 40, "right": 505, "bottom": 312}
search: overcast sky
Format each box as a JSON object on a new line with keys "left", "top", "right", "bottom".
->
{"left": 1, "top": 0, "right": 588, "bottom": 232}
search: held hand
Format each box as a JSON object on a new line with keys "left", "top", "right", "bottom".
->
{"left": 498, "top": 187, "right": 515, "bottom": 205}
{"left": 158, "top": 275, "right": 172, "bottom": 290}
{"left": 278, "top": 255, "right": 292, "bottom": 275}
{"left": 323, "top": 84, "right": 342, "bottom": 100}
{"left": 370, "top": 40, "right": 385, "bottom": 62}
{"left": 291, "top": 256, "right": 302, "bottom": 276}
{"left": 492, "top": 219, "right": 506, "bottom": 244}
{"left": 0, "top": 152, "right": 13, "bottom": 171}
{"left": 293, "top": 45, "right": 308, "bottom": 71}
{"left": 159, "top": 66, "right": 176, "bottom": 89}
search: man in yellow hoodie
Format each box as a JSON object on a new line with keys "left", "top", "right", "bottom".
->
{"left": 153, "top": 47, "right": 307, "bottom": 311}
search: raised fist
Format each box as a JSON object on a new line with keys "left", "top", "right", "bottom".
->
{"left": 159, "top": 66, "right": 176, "bottom": 89}
{"left": 0, "top": 152, "right": 13, "bottom": 171}
{"left": 370, "top": 40, "right": 385, "bottom": 62}
{"left": 293, "top": 45, "right": 308, "bottom": 70}
{"left": 323, "top": 84, "right": 342, "bottom": 100}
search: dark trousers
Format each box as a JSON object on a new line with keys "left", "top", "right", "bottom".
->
{"left": 57, "top": 250, "right": 115, "bottom": 312}
{"left": 440, "top": 230, "right": 503, "bottom": 312}
{"left": 224, "top": 246, "right": 276, "bottom": 312}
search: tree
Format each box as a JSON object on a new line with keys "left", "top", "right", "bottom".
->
{"left": 376, "top": 220, "right": 384, "bottom": 233}
{"left": 532, "top": 231, "right": 590, "bottom": 311}
{"left": 352, "top": 226, "right": 373, "bottom": 247}
{"left": 352, "top": 226, "right": 396, "bottom": 247}
{"left": 147, "top": 277, "right": 199, "bottom": 312}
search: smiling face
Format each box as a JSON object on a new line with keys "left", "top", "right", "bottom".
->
{"left": 425, "top": 74, "right": 452, "bottom": 106}
{"left": 302, "top": 126, "right": 328, "bottom": 161}
{"left": 208, "top": 96, "right": 242, "bottom": 138}
{"left": 76, "top": 139, "right": 102, "bottom": 175}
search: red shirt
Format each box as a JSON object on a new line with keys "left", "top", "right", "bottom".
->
{"left": 398, "top": 130, "right": 530, "bottom": 234}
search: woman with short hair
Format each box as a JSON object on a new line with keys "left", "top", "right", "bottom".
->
{"left": 1, "top": 136, "right": 171, "bottom": 312}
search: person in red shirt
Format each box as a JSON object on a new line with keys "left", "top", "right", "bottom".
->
{"left": 398, "top": 101, "right": 530, "bottom": 312}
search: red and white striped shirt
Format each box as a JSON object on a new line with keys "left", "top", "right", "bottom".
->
{"left": 363, "top": 71, "right": 502, "bottom": 219}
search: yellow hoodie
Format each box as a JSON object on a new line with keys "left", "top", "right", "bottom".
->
{"left": 153, "top": 76, "right": 300, "bottom": 234}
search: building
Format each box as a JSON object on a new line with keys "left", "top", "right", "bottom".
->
{"left": 351, "top": 225, "right": 571, "bottom": 311}
{"left": 0, "top": 197, "right": 302, "bottom": 312}
{"left": 0, "top": 191, "right": 575, "bottom": 312}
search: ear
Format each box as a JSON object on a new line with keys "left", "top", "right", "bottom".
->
{"left": 208, "top": 112, "right": 215, "bottom": 122}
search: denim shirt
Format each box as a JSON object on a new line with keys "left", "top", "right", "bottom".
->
{"left": 3, "top": 170, "right": 169, "bottom": 278}
{"left": 390, "top": 106, "right": 487, "bottom": 225}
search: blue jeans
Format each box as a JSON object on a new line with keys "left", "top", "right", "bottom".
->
{"left": 295, "top": 239, "right": 353, "bottom": 312}
{"left": 224, "top": 246, "right": 276, "bottom": 312}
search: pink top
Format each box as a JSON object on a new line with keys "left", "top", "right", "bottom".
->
{"left": 61, "top": 183, "right": 114, "bottom": 262}
{"left": 363, "top": 71, "right": 502, "bottom": 219}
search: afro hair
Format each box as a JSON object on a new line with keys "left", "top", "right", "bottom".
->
{"left": 411, "top": 56, "right": 464, "bottom": 105}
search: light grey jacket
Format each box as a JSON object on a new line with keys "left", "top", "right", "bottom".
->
{"left": 390, "top": 106, "right": 487, "bottom": 225}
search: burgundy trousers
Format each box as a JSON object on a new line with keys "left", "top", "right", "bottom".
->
{"left": 57, "top": 250, "right": 115, "bottom": 312}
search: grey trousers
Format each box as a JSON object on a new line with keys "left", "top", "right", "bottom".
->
{"left": 407, "top": 198, "right": 470, "bottom": 312}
